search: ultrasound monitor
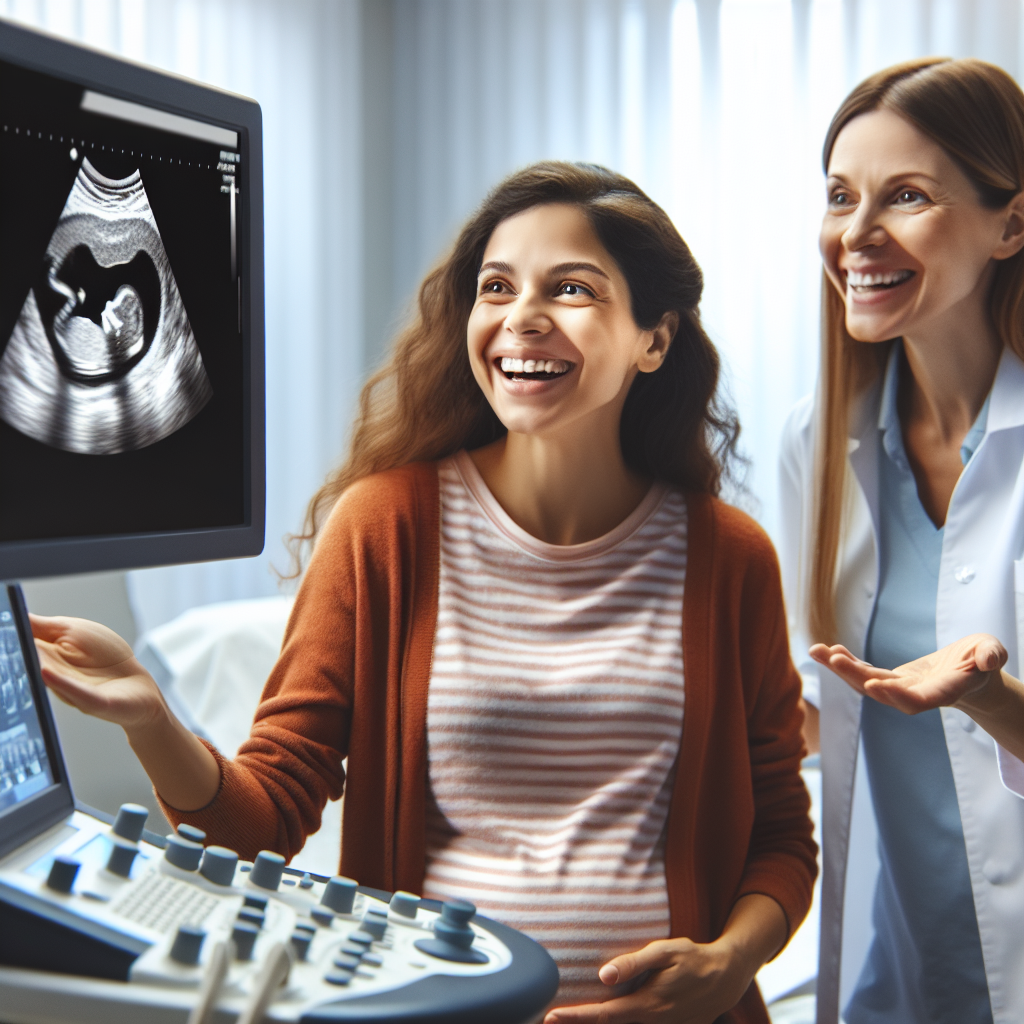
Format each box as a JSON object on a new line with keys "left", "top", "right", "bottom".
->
{"left": 0, "top": 19, "right": 265, "bottom": 581}
{"left": 0, "top": 583, "right": 72, "bottom": 860}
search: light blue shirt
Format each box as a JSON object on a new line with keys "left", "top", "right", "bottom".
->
{"left": 845, "top": 346, "right": 993, "bottom": 1024}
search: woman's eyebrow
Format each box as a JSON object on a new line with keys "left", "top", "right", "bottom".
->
{"left": 478, "top": 260, "right": 515, "bottom": 277}
{"left": 548, "top": 261, "right": 610, "bottom": 279}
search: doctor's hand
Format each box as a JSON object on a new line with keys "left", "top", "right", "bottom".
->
{"left": 31, "top": 614, "right": 166, "bottom": 730}
{"left": 542, "top": 894, "right": 786, "bottom": 1024}
{"left": 809, "top": 636, "right": 1024, "bottom": 762}
{"left": 808, "top": 634, "right": 1006, "bottom": 714}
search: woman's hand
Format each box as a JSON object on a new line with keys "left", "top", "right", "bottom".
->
{"left": 543, "top": 894, "right": 786, "bottom": 1024}
{"left": 32, "top": 614, "right": 222, "bottom": 810}
{"left": 810, "top": 635, "right": 1024, "bottom": 761}
{"left": 808, "top": 634, "right": 1005, "bottom": 714}
{"left": 31, "top": 614, "right": 167, "bottom": 730}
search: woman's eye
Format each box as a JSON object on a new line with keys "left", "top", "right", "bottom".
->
{"left": 895, "top": 189, "right": 927, "bottom": 207}
{"left": 557, "top": 282, "right": 592, "bottom": 298}
{"left": 828, "top": 191, "right": 852, "bottom": 209}
{"left": 480, "top": 279, "right": 508, "bottom": 295}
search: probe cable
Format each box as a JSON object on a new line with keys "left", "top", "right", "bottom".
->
{"left": 186, "top": 939, "right": 232, "bottom": 1024}
{"left": 234, "top": 941, "right": 293, "bottom": 1024}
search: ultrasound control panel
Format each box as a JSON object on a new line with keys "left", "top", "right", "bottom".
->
{"left": 0, "top": 803, "right": 559, "bottom": 1024}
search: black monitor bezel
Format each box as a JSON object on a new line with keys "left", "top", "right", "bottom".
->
{"left": 0, "top": 18, "right": 266, "bottom": 581}
{"left": 0, "top": 582, "right": 74, "bottom": 861}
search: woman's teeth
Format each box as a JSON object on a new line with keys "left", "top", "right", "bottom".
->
{"left": 500, "top": 357, "right": 572, "bottom": 378}
{"left": 846, "top": 269, "right": 914, "bottom": 290}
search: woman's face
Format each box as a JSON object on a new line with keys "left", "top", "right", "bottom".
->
{"left": 467, "top": 203, "right": 672, "bottom": 440}
{"left": 820, "top": 108, "right": 1023, "bottom": 344}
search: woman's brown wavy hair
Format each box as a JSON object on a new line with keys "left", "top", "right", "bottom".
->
{"left": 811, "top": 58, "right": 1024, "bottom": 643}
{"left": 290, "top": 161, "right": 741, "bottom": 568}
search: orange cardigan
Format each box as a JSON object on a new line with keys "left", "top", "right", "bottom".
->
{"left": 165, "top": 462, "right": 817, "bottom": 1023}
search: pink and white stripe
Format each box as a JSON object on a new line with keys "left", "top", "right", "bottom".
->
{"left": 423, "top": 451, "right": 687, "bottom": 1008}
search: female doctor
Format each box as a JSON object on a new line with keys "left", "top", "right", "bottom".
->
{"left": 779, "top": 59, "right": 1024, "bottom": 1024}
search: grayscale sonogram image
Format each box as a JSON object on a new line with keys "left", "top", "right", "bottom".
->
{"left": 0, "top": 158, "right": 212, "bottom": 455}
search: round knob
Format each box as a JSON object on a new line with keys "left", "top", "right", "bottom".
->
{"left": 169, "top": 924, "right": 205, "bottom": 966}
{"left": 199, "top": 846, "right": 238, "bottom": 886}
{"left": 298, "top": 872, "right": 314, "bottom": 890}
{"left": 249, "top": 850, "right": 285, "bottom": 891}
{"left": 46, "top": 856, "right": 79, "bottom": 894}
{"left": 440, "top": 899, "right": 476, "bottom": 926}
{"left": 176, "top": 824, "right": 206, "bottom": 844}
{"left": 289, "top": 931, "right": 312, "bottom": 961}
{"left": 361, "top": 909, "right": 387, "bottom": 939}
{"left": 434, "top": 916, "right": 474, "bottom": 949}
{"left": 320, "top": 876, "right": 357, "bottom": 915}
{"left": 106, "top": 841, "right": 138, "bottom": 878}
{"left": 311, "top": 907, "right": 335, "bottom": 927}
{"left": 112, "top": 803, "right": 148, "bottom": 843}
{"left": 164, "top": 834, "right": 203, "bottom": 872}
{"left": 231, "top": 922, "right": 258, "bottom": 961}
{"left": 389, "top": 891, "right": 420, "bottom": 918}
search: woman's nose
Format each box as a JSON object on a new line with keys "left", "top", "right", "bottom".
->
{"left": 504, "top": 290, "right": 550, "bottom": 336}
{"left": 842, "top": 203, "right": 887, "bottom": 252}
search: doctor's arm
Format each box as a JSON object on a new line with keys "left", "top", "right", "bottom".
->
{"left": 809, "top": 634, "right": 1024, "bottom": 763}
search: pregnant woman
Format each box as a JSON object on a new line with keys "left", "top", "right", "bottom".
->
{"left": 35, "top": 162, "right": 815, "bottom": 1022}
{"left": 780, "top": 58, "right": 1024, "bottom": 1024}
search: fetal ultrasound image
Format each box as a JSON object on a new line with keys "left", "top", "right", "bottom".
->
{"left": 0, "top": 157, "right": 212, "bottom": 454}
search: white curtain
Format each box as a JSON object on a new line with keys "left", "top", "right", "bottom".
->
{"left": 5, "top": 0, "right": 1022, "bottom": 631}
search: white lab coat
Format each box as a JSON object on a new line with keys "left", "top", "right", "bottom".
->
{"left": 778, "top": 345, "right": 1024, "bottom": 1024}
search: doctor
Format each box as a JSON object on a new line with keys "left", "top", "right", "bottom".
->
{"left": 780, "top": 58, "right": 1024, "bottom": 1024}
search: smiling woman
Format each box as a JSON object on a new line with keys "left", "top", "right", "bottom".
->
{"left": 31, "top": 162, "right": 816, "bottom": 1024}
{"left": 779, "top": 58, "right": 1024, "bottom": 1024}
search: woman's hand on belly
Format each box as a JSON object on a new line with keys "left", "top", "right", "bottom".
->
{"left": 541, "top": 894, "right": 786, "bottom": 1024}
{"left": 810, "top": 635, "right": 1024, "bottom": 760}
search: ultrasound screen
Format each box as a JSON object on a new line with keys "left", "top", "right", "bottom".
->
{"left": 0, "top": 60, "right": 244, "bottom": 542}
{"left": 0, "top": 590, "right": 54, "bottom": 815}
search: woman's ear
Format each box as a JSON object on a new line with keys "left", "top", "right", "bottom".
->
{"left": 994, "top": 192, "right": 1024, "bottom": 261}
{"left": 637, "top": 311, "right": 679, "bottom": 373}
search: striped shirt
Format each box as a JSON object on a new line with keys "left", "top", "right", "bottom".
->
{"left": 422, "top": 451, "right": 687, "bottom": 1008}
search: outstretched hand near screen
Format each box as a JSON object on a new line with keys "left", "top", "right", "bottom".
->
{"left": 31, "top": 614, "right": 166, "bottom": 730}
{"left": 31, "top": 613, "right": 221, "bottom": 811}
{"left": 808, "top": 634, "right": 1007, "bottom": 714}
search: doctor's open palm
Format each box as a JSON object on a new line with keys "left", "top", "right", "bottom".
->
{"left": 30, "top": 614, "right": 165, "bottom": 730}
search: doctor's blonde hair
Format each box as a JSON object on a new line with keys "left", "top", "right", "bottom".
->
{"left": 812, "top": 57, "right": 1024, "bottom": 643}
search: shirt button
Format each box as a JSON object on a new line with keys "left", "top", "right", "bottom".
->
{"left": 961, "top": 716, "right": 977, "bottom": 733}
{"left": 954, "top": 564, "right": 976, "bottom": 583}
{"left": 983, "top": 858, "right": 1021, "bottom": 885}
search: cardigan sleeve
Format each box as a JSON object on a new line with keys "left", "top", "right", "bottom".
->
{"left": 731, "top": 517, "right": 818, "bottom": 941}
{"left": 158, "top": 475, "right": 394, "bottom": 861}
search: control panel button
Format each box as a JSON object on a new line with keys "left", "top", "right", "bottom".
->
{"left": 243, "top": 893, "right": 268, "bottom": 911}
{"left": 237, "top": 908, "right": 265, "bottom": 929}
{"left": 199, "top": 846, "right": 238, "bottom": 887}
{"left": 324, "top": 968, "right": 353, "bottom": 986}
{"left": 389, "top": 890, "right": 420, "bottom": 918}
{"left": 298, "top": 872, "right": 314, "bottom": 889}
{"left": 231, "top": 922, "right": 259, "bottom": 961}
{"left": 361, "top": 909, "right": 388, "bottom": 939}
{"left": 320, "top": 876, "right": 357, "bottom": 915}
{"left": 361, "top": 951, "right": 383, "bottom": 967}
{"left": 289, "top": 930, "right": 312, "bottom": 961}
{"left": 176, "top": 824, "right": 206, "bottom": 844}
{"left": 347, "top": 930, "right": 373, "bottom": 947}
{"left": 45, "top": 856, "right": 80, "bottom": 894}
{"left": 112, "top": 803, "right": 149, "bottom": 843}
{"left": 164, "top": 834, "right": 203, "bottom": 872}
{"left": 105, "top": 841, "right": 138, "bottom": 878}
{"left": 169, "top": 924, "right": 205, "bottom": 966}
{"left": 311, "top": 907, "right": 335, "bottom": 927}
{"left": 249, "top": 850, "right": 286, "bottom": 891}
{"left": 333, "top": 953, "right": 361, "bottom": 971}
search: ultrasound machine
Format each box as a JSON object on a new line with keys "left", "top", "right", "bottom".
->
{"left": 0, "top": 19, "right": 558, "bottom": 1024}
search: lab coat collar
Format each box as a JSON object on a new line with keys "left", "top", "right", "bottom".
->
{"left": 988, "top": 346, "right": 1024, "bottom": 433}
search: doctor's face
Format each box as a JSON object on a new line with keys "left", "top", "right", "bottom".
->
{"left": 820, "top": 108, "right": 1020, "bottom": 345}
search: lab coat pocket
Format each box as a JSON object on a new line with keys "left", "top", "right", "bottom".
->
{"left": 1013, "top": 558, "right": 1024, "bottom": 678}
